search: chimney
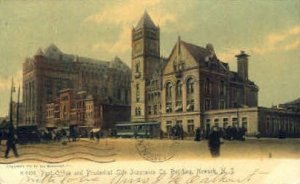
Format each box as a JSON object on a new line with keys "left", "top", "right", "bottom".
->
{"left": 235, "top": 50, "right": 249, "bottom": 81}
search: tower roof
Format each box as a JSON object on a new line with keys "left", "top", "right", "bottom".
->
{"left": 235, "top": 50, "right": 249, "bottom": 58}
{"left": 136, "top": 11, "right": 156, "bottom": 29}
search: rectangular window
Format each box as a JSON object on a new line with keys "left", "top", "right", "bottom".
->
{"left": 232, "top": 117, "right": 238, "bottom": 126}
{"left": 187, "top": 120, "right": 194, "bottom": 133}
{"left": 147, "top": 106, "right": 151, "bottom": 115}
{"left": 223, "top": 118, "right": 228, "bottom": 128}
{"left": 166, "top": 121, "right": 172, "bottom": 132}
{"left": 214, "top": 118, "right": 219, "bottom": 127}
{"left": 176, "top": 120, "right": 182, "bottom": 126}
{"left": 205, "top": 99, "right": 211, "bottom": 110}
{"left": 166, "top": 102, "right": 172, "bottom": 113}
{"left": 242, "top": 117, "right": 248, "bottom": 129}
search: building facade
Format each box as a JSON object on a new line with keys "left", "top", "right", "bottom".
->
{"left": 23, "top": 44, "right": 131, "bottom": 128}
{"left": 45, "top": 89, "right": 130, "bottom": 131}
{"left": 205, "top": 106, "right": 300, "bottom": 138}
{"left": 131, "top": 12, "right": 258, "bottom": 135}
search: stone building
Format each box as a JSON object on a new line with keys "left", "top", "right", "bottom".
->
{"left": 131, "top": 12, "right": 258, "bottom": 135}
{"left": 23, "top": 44, "right": 131, "bottom": 128}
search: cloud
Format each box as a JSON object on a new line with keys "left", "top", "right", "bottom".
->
{"left": 85, "top": 0, "right": 175, "bottom": 27}
{"left": 218, "top": 48, "right": 241, "bottom": 62}
{"left": 284, "top": 40, "right": 300, "bottom": 51}
{"left": 92, "top": 27, "right": 131, "bottom": 54}
{"left": 86, "top": 0, "right": 176, "bottom": 56}
{"left": 251, "top": 25, "right": 300, "bottom": 55}
{"left": 217, "top": 25, "right": 300, "bottom": 64}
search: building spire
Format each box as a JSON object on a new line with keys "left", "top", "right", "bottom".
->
{"left": 136, "top": 10, "right": 156, "bottom": 29}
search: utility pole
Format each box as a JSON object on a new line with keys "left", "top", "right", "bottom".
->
{"left": 16, "top": 85, "right": 20, "bottom": 133}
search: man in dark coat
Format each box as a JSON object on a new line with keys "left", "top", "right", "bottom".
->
{"left": 5, "top": 126, "right": 19, "bottom": 158}
{"left": 194, "top": 127, "right": 201, "bottom": 141}
{"left": 95, "top": 131, "right": 100, "bottom": 143}
{"left": 208, "top": 126, "right": 221, "bottom": 157}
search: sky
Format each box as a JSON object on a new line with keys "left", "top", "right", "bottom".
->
{"left": 0, "top": 0, "right": 299, "bottom": 117}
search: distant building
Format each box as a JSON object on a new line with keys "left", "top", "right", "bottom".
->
{"left": 45, "top": 89, "right": 130, "bottom": 131}
{"left": 131, "top": 12, "right": 258, "bottom": 134}
{"left": 205, "top": 106, "right": 300, "bottom": 137}
{"left": 23, "top": 44, "right": 131, "bottom": 128}
{"left": 278, "top": 98, "right": 300, "bottom": 112}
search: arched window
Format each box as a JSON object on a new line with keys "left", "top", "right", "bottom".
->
{"left": 166, "top": 82, "right": 172, "bottom": 99}
{"left": 186, "top": 78, "right": 195, "bottom": 112}
{"left": 186, "top": 78, "right": 194, "bottom": 94}
{"left": 175, "top": 80, "right": 183, "bottom": 112}
{"left": 176, "top": 80, "right": 182, "bottom": 97}
{"left": 165, "top": 82, "right": 172, "bottom": 113}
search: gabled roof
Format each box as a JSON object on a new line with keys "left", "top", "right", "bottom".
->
{"left": 181, "top": 41, "right": 212, "bottom": 62}
{"left": 136, "top": 11, "right": 156, "bottom": 29}
{"left": 180, "top": 41, "right": 231, "bottom": 73}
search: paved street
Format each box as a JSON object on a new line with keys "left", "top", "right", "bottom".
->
{"left": 0, "top": 138, "right": 299, "bottom": 164}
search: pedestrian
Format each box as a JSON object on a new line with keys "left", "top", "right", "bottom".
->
{"left": 160, "top": 129, "right": 164, "bottom": 139}
{"left": 89, "top": 130, "right": 93, "bottom": 140}
{"left": 179, "top": 125, "right": 184, "bottom": 140}
{"left": 95, "top": 131, "right": 100, "bottom": 143}
{"left": 208, "top": 126, "right": 222, "bottom": 158}
{"left": 0, "top": 130, "right": 2, "bottom": 145}
{"left": 5, "top": 126, "right": 19, "bottom": 159}
{"left": 194, "top": 127, "right": 201, "bottom": 141}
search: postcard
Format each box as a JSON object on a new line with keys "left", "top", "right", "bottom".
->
{"left": 0, "top": 1, "right": 299, "bottom": 184}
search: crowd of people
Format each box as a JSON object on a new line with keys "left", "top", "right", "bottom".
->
{"left": 194, "top": 126, "right": 247, "bottom": 142}
{"left": 0, "top": 117, "right": 248, "bottom": 159}
{"left": 89, "top": 130, "right": 101, "bottom": 143}
{"left": 167, "top": 124, "right": 184, "bottom": 140}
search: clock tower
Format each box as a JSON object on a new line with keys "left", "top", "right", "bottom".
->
{"left": 131, "top": 11, "right": 160, "bottom": 122}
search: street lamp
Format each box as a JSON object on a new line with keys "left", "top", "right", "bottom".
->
{"left": 9, "top": 78, "right": 16, "bottom": 128}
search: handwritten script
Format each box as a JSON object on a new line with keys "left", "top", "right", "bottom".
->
{"left": 15, "top": 167, "right": 268, "bottom": 184}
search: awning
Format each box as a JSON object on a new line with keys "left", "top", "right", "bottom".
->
{"left": 186, "top": 104, "right": 193, "bottom": 110}
{"left": 175, "top": 106, "right": 182, "bottom": 111}
{"left": 90, "top": 128, "right": 100, "bottom": 133}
